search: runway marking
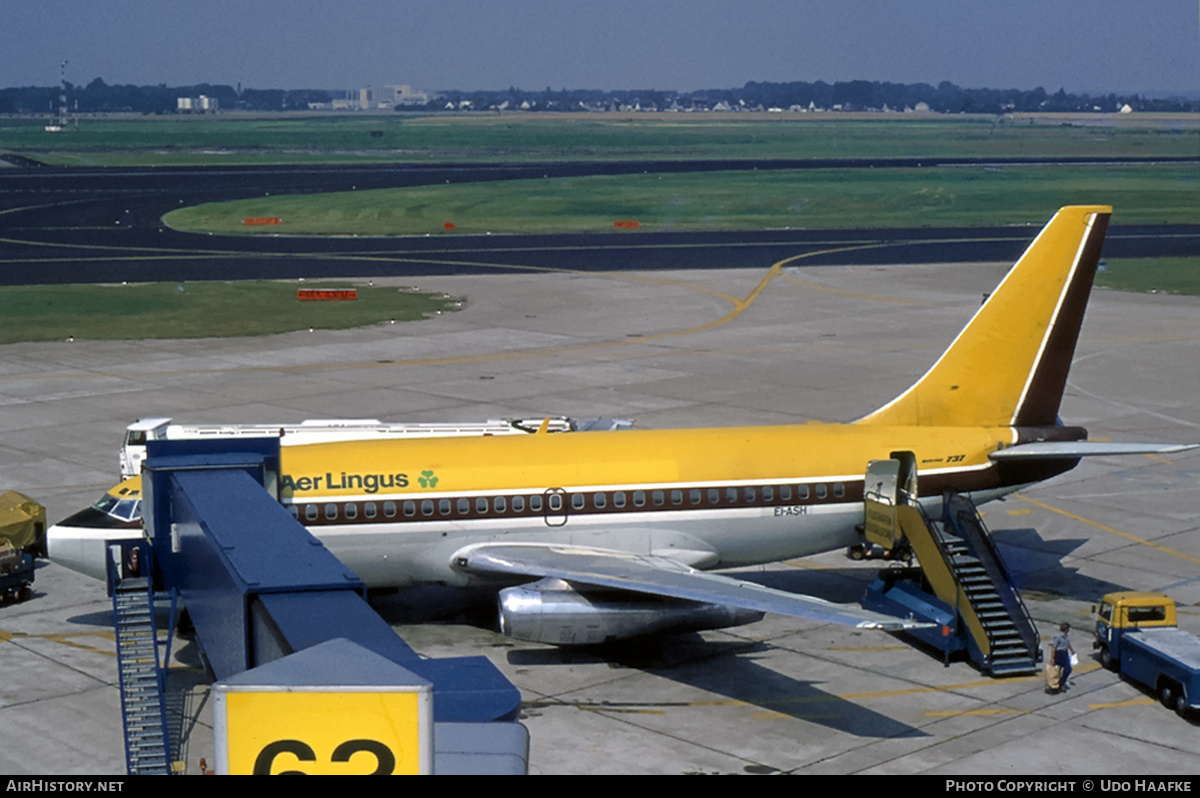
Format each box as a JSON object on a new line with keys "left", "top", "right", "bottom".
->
{"left": 782, "top": 560, "right": 834, "bottom": 570}
{"left": 1088, "top": 697, "right": 1157, "bottom": 710}
{"left": 752, "top": 711, "right": 842, "bottom": 720}
{"left": 1015, "top": 494, "right": 1200, "bottom": 566}
{"left": 0, "top": 628, "right": 117, "bottom": 657}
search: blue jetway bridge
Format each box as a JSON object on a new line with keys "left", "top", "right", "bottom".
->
{"left": 110, "top": 438, "right": 526, "bottom": 775}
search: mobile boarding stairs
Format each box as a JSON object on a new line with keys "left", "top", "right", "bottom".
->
{"left": 858, "top": 455, "right": 1042, "bottom": 677}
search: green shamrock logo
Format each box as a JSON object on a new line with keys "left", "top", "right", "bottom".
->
{"left": 418, "top": 470, "right": 438, "bottom": 488}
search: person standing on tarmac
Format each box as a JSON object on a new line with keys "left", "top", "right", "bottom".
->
{"left": 1051, "top": 623, "right": 1075, "bottom": 689}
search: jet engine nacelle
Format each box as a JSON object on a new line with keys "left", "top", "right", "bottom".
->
{"left": 497, "top": 578, "right": 764, "bottom": 645}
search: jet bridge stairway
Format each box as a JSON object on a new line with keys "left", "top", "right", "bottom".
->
{"left": 859, "top": 457, "right": 1041, "bottom": 677}
{"left": 109, "top": 543, "right": 173, "bottom": 776}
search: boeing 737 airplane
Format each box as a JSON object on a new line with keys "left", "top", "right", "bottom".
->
{"left": 46, "top": 206, "right": 1194, "bottom": 644}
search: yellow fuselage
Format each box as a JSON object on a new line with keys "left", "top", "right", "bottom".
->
{"left": 273, "top": 423, "right": 1028, "bottom": 588}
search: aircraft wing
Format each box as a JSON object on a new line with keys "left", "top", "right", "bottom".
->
{"left": 451, "top": 543, "right": 929, "bottom": 631}
{"left": 990, "top": 441, "right": 1198, "bottom": 460}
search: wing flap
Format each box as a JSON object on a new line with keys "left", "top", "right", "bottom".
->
{"left": 451, "top": 543, "right": 929, "bottom": 631}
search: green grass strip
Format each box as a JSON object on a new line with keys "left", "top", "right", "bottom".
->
{"left": 1095, "top": 258, "right": 1200, "bottom": 295}
{"left": 164, "top": 163, "right": 1199, "bottom": 236}
{"left": 7, "top": 114, "right": 1200, "bottom": 167}
{"left": 0, "top": 281, "right": 460, "bottom": 344}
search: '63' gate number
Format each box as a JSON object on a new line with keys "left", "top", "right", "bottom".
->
{"left": 254, "top": 739, "right": 397, "bottom": 775}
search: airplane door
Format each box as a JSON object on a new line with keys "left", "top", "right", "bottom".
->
{"left": 863, "top": 452, "right": 918, "bottom": 551}
{"left": 543, "top": 488, "right": 568, "bottom": 527}
{"left": 888, "top": 450, "right": 918, "bottom": 503}
{"left": 864, "top": 459, "right": 901, "bottom": 506}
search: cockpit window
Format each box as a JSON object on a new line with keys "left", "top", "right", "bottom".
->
{"left": 113, "top": 500, "right": 141, "bottom": 522}
{"left": 93, "top": 494, "right": 119, "bottom": 515}
{"left": 93, "top": 495, "right": 142, "bottom": 522}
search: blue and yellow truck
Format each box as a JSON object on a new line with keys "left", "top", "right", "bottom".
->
{"left": 1094, "top": 591, "right": 1200, "bottom": 719}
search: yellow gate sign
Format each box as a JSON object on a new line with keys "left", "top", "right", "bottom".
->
{"left": 214, "top": 639, "right": 433, "bottom": 775}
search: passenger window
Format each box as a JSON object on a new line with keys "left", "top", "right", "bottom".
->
{"left": 744, "top": 487, "right": 756, "bottom": 503}
{"left": 613, "top": 491, "right": 626, "bottom": 508}
{"left": 548, "top": 494, "right": 562, "bottom": 512}
{"left": 458, "top": 498, "right": 471, "bottom": 514}
{"left": 652, "top": 490, "right": 664, "bottom": 507}
{"left": 633, "top": 491, "right": 645, "bottom": 508}
{"left": 762, "top": 486, "right": 774, "bottom": 502}
{"left": 798, "top": 485, "right": 810, "bottom": 500}
{"left": 690, "top": 489, "right": 702, "bottom": 505}
{"left": 305, "top": 504, "right": 318, "bottom": 521}
{"left": 439, "top": 499, "right": 452, "bottom": 516}
{"left": 833, "top": 483, "right": 845, "bottom": 499}
{"left": 512, "top": 495, "right": 525, "bottom": 513}
{"left": 708, "top": 488, "right": 720, "bottom": 504}
{"left": 816, "top": 484, "right": 827, "bottom": 500}
{"left": 364, "top": 502, "right": 376, "bottom": 519}
{"left": 727, "top": 487, "right": 739, "bottom": 504}
{"left": 780, "top": 485, "right": 792, "bottom": 502}
{"left": 287, "top": 505, "right": 300, "bottom": 519}
{"left": 421, "top": 500, "right": 434, "bottom": 517}
{"left": 572, "top": 494, "right": 585, "bottom": 510}
{"left": 325, "top": 504, "right": 338, "bottom": 520}
{"left": 494, "top": 496, "right": 506, "bottom": 513}
{"left": 530, "top": 495, "right": 543, "bottom": 513}
{"left": 403, "top": 501, "right": 415, "bottom": 517}
{"left": 345, "top": 503, "right": 358, "bottom": 520}
{"left": 476, "top": 497, "right": 489, "bottom": 514}
{"left": 670, "top": 490, "right": 683, "bottom": 506}
{"left": 594, "top": 493, "right": 606, "bottom": 509}
{"left": 384, "top": 501, "right": 396, "bottom": 518}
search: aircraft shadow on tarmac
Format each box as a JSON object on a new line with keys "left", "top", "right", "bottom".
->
{"left": 370, "top": 585, "right": 923, "bottom": 737}
{"left": 990, "top": 529, "right": 1131, "bottom": 603}
{"left": 55, "top": 527, "right": 1117, "bottom": 747}
{"left": 724, "top": 529, "right": 1132, "bottom": 606}
{"left": 510, "top": 634, "right": 927, "bottom": 739}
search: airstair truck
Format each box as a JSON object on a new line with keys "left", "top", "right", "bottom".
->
{"left": 1094, "top": 591, "right": 1200, "bottom": 719}
{"left": 858, "top": 455, "right": 1041, "bottom": 676}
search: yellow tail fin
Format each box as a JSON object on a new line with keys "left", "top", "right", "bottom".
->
{"left": 856, "top": 205, "right": 1111, "bottom": 428}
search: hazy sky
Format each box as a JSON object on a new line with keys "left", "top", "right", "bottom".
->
{"left": 3, "top": 1, "right": 1197, "bottom": 96}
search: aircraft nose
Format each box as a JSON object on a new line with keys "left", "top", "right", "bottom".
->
{"left": 46, "top": 509, "right": 141, "bottom": 582}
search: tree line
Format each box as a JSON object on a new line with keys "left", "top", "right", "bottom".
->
{"left": 1, "top": 77, "right": 1193, "bottom": 115}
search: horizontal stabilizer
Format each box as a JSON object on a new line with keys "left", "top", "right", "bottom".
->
{"left": 452, "top": 543, "right": 931, "bottom": 631}
{"left": 990, "top": 441, "right": 1198, "bottom": 461}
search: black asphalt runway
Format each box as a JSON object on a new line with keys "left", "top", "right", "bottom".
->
{"left": 1, "top": 160, "right": 1197, "bottom": 285}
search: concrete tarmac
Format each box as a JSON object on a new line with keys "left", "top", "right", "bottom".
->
{"left": 1, "top": 257, "right": 1198, "bottom": 775}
